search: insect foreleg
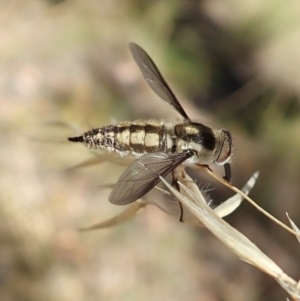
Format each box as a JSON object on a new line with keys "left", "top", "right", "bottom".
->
{"left": 223, "top": 163, "right": 231, "bottom": 182}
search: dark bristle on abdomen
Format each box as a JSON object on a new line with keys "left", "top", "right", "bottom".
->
{"left": 68, "top": 136, "right": 84, "bottom": 143}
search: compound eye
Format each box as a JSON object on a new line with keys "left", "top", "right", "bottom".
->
{"left": 215, "top": 132, "right": 232, "bottom": 165}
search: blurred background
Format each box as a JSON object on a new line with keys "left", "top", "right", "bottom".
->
{"left": 1, "top": 0, "right": 300, "bottom": 300}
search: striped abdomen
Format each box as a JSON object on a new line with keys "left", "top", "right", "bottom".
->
{"left": 69, "top": 120, "right": 175, "bottom": 156}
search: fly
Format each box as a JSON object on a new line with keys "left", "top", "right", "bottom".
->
{"left": 68, "top": 42, "right": 233, "bottom": 206}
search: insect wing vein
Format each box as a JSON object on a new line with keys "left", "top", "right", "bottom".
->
{"left": 129, "top": 42, "right": 189, "bottom": 120}
{"left": 109, "top": 152, "right": 192, "bottom": 205}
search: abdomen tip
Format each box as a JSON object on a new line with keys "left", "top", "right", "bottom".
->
{"left": 68, "top": 136, "right": 84, "bottom": 143}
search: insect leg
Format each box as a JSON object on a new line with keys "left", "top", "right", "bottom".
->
{"left": 171, "top": 169, "right": 184, "bottom": 223}
{"left": 223, "top": 163, "right": 231, "bottom": 182}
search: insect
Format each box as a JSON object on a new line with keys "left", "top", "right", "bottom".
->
{"left": 68, "top": 42, "right": 233, "bottom": 209}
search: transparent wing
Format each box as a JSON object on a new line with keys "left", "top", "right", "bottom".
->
{"left": 129, "top": 42, "right": 190, "bottom": 120}
{"left": 109, "top": 151, "right": 193, "bottom": 205}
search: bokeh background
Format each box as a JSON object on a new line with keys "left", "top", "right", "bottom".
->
{"left": 1, "top": 0, "right": 300, "bottom": 300}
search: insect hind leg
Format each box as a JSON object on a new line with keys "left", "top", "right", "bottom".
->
{"left": 171, "top": 170, "right": 184, "bottom": 223}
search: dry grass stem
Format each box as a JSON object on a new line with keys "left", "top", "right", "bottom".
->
{"left": 159, "top": 172, "right": 300, "bottom": 300}
{"left": 202, "top": 166, "right": 300, "bottom": 238}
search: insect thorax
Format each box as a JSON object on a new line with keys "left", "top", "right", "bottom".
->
{"left": 174, "top": 122, "right": 219, "bottom": 164}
